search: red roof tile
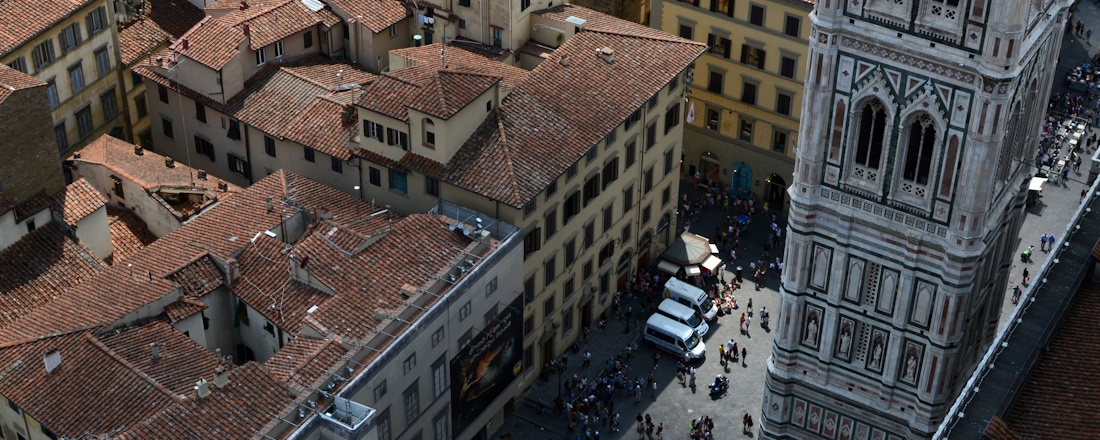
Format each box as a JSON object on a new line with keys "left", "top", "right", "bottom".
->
{"left": 74, "top": 134, "right": 239, "bottom": 193}
{"left": 1004, "top": 284, "right": 1100, "bottom": 438}
{"left": 13, "top": 192, "right": 52, "bottom": 222}
{"left": 105, "top": 206, "right": 158, "bottom": 265}
{"left": 171, "top": 0, "right": 337, "bottom": 69}
{"left": 264, "top": 335, "right": 349, "bottom": 387}
{"left": 116, "top": 362, "right": 295, "bottom": 440}
{"left": 0, "top": 330, "right": 177, "bottom": 438}
{"left": 326, "top": 0, "right": 408, "bottom": 33}
{"left": 0, "top": 224, "right": 105, "bottom": 330}
{"left": 97, "top": 320, "right": 222, "bottom": 395}
{"left": 118, "top": 18, "right": 172, "bottom": 65}
{"left": 52, "top": 178, "right": 107, "bottom": 226}
{"left": 390, "top": 43, "right": 528, "bottom": 92}
{"left": 442, "top": 27, "right": 705, "bottom": 207}
{"left": 165, "top": 296, "right": 208, "bottom": 323}
{"left": 0, "top": 0, "right": 97, "bottom": 56}
{"left": 282, "top": 60, "right": 379, "bottom": 89}
{"left": 0, "top": 63, "right": 46, "bottom": 105}
{"left": 0, "top": 171, "right": 376, "bottom": 343}
{"left": 144, "top": 0, "right": 206, "bottom": 38}
{"left": 232, "top": 236, "right": 330, "bottom": 331}
{"left": 408, "top": 70, "right": 501, "bottom": 119}
{"left": 534, "top": 4, "right": 686, "bottom": 41}
{"left": 166, "top": 254, "right": 225, "bottom": 296}
{"left": 984, "top": 416, "right": 1021, "bottom": 440}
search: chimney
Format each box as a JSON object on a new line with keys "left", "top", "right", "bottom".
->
{"left": 243, "top": 24, "right": 250, "bottom": 38}
{"left": 166, "top": 157, "right": 175, "bottom": 168}
{"left": 150, "top": 342, "right": 161, "bottom": 363}
{"left": 266, "top": 195, "right": 273, "bottom": 212}
{"left": 218, "top": 182, "right": 228, "bottom": 191}
{"left": 598, "top": 47, "right": 614, "bottom": 64}
{"left": 225, "top": 258, "right": 240, "bottom": 287}
{"left": 181, "top": 39, "right": 189, "bottom": 50}
{"left": 74, "top": 152, "right": 81, "bottom": 159}
{"left": 558, "top": 54, "right": 569, "bottom": 67}
{"left": 197, "top": 170, "right": 208, "bottom": 180}
{"left": 213, "top": 366, "right": 229, "bottom": 388}
{"left": 134, "top": 146, "right": 143, "bottom": 156}
{"left": 195, "top": 379, "right": 211, "bottom": 398}
{"left": 240, "top": 0, "right": 248, "bottom": 9}
{"left": 43, "top": 350, "right": 62, "bottom": 374}
{"left": 156, "top": 56, "right": 163, "bottom": 67}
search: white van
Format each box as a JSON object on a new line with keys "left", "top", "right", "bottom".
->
{"left": 644, "top": 314, "right": 706, "bottom": 359}
{"left": 663, "top": 278, "right": 718, "bottom": 321}
{"left": 656, "top": 299, "right": 709, "bottom": 337}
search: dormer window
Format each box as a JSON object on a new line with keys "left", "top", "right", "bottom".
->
{"left": 424, "top": 119, "right": 436, "bottom": 148}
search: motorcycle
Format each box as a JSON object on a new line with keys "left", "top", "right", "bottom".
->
{"left": 708, "top": 375, "right": 729, "bottom": 397}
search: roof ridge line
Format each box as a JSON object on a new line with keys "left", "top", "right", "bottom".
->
{"left": 0, "top": 325, "right": 102, "bottom": 349}
{"left": 85, "top": 332, "right": 183, "bottom": 402}
{"left": 494, "top": 112, "right": 524, "bottom": 201}
{"left": 583, "top": 28, "right": 709, "bottom": 46}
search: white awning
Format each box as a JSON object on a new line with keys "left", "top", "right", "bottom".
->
{"left": 709, "top": 244, "right": 719, "bottom": 255}
{"left": 1029, "top": 177, "right": 1047, "bottom": 191}
{"left": 701, "top": 254, "right": 723, "bottom": 271}
{"left": 657, "top": 260, "right": 681, "bottom": 275}
{"left": 685, "top": 266, "right": 702, "bottom": 276}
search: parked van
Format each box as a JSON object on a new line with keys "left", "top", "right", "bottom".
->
{"left": 663, "top": 278, "right": 718, "bottom": 321}
{"left": 656, "top": 299, "right": 709, "bottom": 337}
{"left": 644, "top": 314, "right": 706, "bottom": 359}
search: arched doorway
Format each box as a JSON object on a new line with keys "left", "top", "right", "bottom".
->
{"left": 616, "top": 249, "right": 634, "bottom": 291}
{"left": 700, "top": 152, "right": 721, "bottom": 185}
{"left": 766, "top": 174, "right": 786, "bottom": 210}
{"left": 730, "top": 162, "right": 753, "bottom": 198}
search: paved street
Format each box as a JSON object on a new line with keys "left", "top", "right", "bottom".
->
{"left": 498, "top": 5, "right": 1100, "bottom": 439}
{"left": 500, "top": 177, "right": 783, "bottom": 440}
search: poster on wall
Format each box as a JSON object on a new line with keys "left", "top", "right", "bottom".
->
{"left": 450, "top": 296, "right": 523, "bottom": 437}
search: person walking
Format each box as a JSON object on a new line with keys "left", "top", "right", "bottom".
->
{"left": 745, "top": 315, "right": 752, "bottom": 336}
{"left": 741, "top": 347, "right": 747, "bottom": 364}
{"left": 1023, "top": 267, "right": 1030, "bottom": 285}
{"left": 1040, "top": 233, "right": 1048, "bottom": 251}
{"left": 743, "top": 413, "right": 754, "bottom": 434}
{"left": 1012, "top": 285, "right": 1022, "bottom": 305}
{"left": 718, "top": 343, "right": 726, "bottom": 365}
{"left": 656, "top": 422, "right": 664, "bottom": 440}
{"left": 1088, "top": 27, "right": 1093, "bottom": 44}
{"left": 584, "top": 351, "right": 592, "bottom": 368}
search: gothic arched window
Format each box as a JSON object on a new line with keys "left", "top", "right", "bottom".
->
{"left": 855, "top": 100, "right": 887, "bottom": 170}
{"left": 903, "top": 114, "right": 937, "bottom": 185}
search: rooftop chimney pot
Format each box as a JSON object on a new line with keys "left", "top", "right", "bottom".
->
{"left": 165, "top": 157, "right": 175, "bottom": 168}
{"left": 195, "top": 379, "right": 211, "bottom": 398}
{"left": 213, "top": 366, "right": 229, "bottom": 388}
{"left": 150, "top": 342, "right": 161, "bottom": 363}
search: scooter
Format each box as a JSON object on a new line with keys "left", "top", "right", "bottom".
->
{"left": 708, "top": 375, "right": 729, "bottom": 397}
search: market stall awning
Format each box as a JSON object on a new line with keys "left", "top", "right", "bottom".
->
{"left": 685, "top": 266, "right": 702, "bottom": 276}
{"left": 709, "top": 244, "right": 719, "bottom": 254}
{"left": 1029, "top": 177, "right": 1047, "bottom": 191}
{"left": 657, "top": 260, "right": 681, "bottom": 275}
{"left": 701, "top": 254, "right": 723, "bottom": 272}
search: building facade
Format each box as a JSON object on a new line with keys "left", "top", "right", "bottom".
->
{"left": 761, "top": 0, "right": 1072, "bottom": 438}
{"left": 652, "top": 0, "right": 811, "bottom": 210}
{"left": 0, "top": 0, "right": 127, "bottom": 159}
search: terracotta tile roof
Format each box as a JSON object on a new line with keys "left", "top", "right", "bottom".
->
{"left": 283, "top": 96, "right": 357, "bottom": 160}
{"left": 132, "top": 53, "right": 227, "bottom": 109}
{"left": 0, "top": 171, "right": 371, "bottom": 343}
{"left": 144, "top": 0, "right": 206, "bottom": 38}
{"left": 362, "top": 64, "right": 501, "bottom": 121}
{"left": 264, "top": 335, "right": 349, "bottom": 387}
{"left": 118, "top": 18, "right": 172, "bottom": 66}
{"left": 165, "top": 296, "right": 208, "bottom": 323}
{"left": 326, "top": 0, "right": 408, "bottom": 33}
{"left": 0, "top": 330, "right": 177, "bottom": 438}
{"left": 0, "top": 63, "right": 46, "bottom": 105}
{"left": 105, "top": 206, "right": 158, "bottom": 265}
{"left": 390, "top": 43, "right": 528, "bottom": 92}
{"left": 97, "top": 320, "right": 222, "bottom": 395}
{"left": 984, "top": 416, "right": 1021, "bottom": 440}
{"left": 442, "top": 28, "right": 705, "bottom": 207}
{"left": 13, "top": 192, "right": 52, "bottom": 222}
{"left": 400, "top": 151, "right": 446, "bottom": 178}
{"left": 301, "top": 214, "right": 476, "bottom": 341}
{"left": 0, "top": 192, "right": 17, "bottom": 215}
{"left": 116, "top": 362, "right": 295, "bottom": 440}
{"left": 52, "top": 178, "right": 107, "bottom": 226}
{"left": 0, "top": 0, "right": 97, "bottom": 56}
{"left": 232, "top": 236, "right": 330, "bottom": 331}
{"left": 73, "top": 134, "right": 240, "bottom": 193}
{"left": 166, "top": 254, "right": 225, "bottom": 296}
{"left": 171, "top": 0, "right": 337, "bottom": 69}
{"left": 534, "top": 4, "right": 685, "bottom": 41}
{"left": 1003, "top": 284, "right": 1100, "bottom": 438}
{"left": 281, "top": 59, "right": 379, "bottom": 89}
{"left": 0, "top": 224, "right": 105, "bottom": 330}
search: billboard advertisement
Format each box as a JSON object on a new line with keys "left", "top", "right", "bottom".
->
{"left": 450, "top": 296, "right": 523, "bottom": 437}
